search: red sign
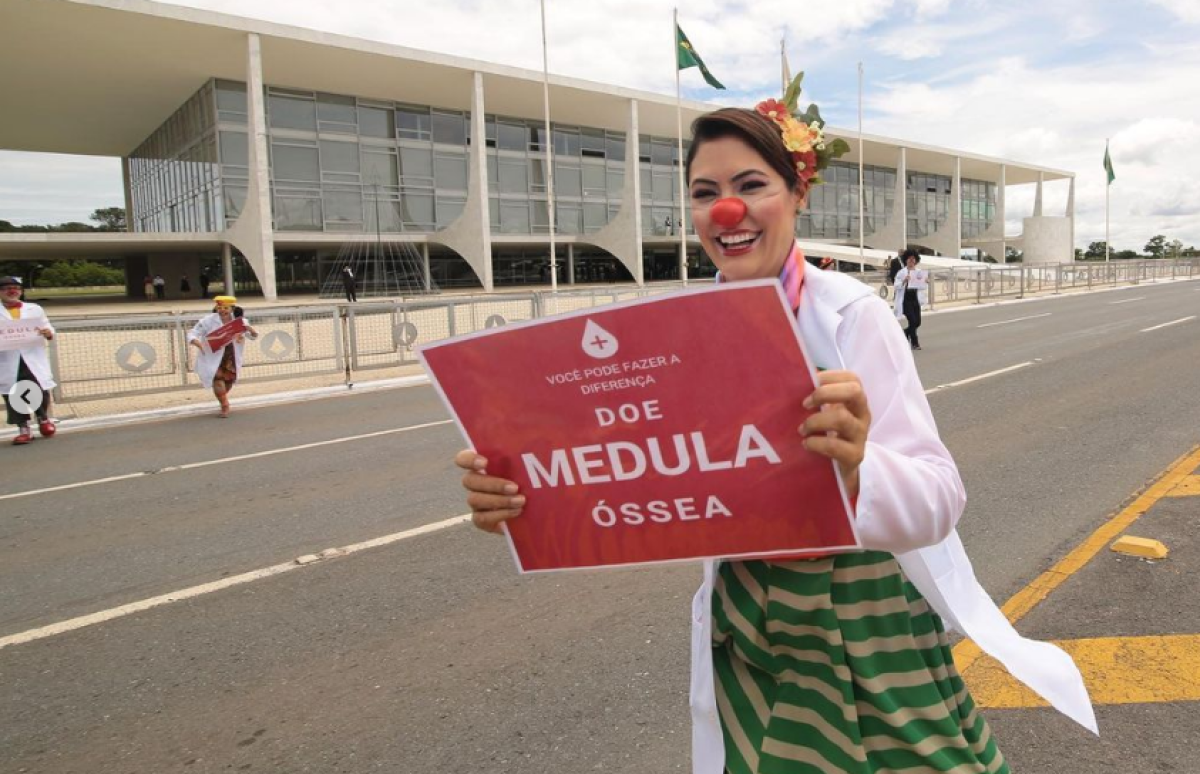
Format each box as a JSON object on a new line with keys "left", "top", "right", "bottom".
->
{"left": 420, "top": 280, "right": 858, "bottom": 573}
{"left": 205, "top": 317, "right": 247, "bottom": 353}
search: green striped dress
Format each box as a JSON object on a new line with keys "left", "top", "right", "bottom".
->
{"left": 712, "top": 551, "right": 1008, "bottom": 774}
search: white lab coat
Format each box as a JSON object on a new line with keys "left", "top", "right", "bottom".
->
{"left": 187, "top": 312, "right": 252, "bottom": 388}
{"left": 893, "top": 266, "right": 929, "bottom": 317}
{"left": 689, "top": 262, "right": 1096, "bottom": 774}
{"left": 0, "top": 302, "right": 56, "bottom": 392}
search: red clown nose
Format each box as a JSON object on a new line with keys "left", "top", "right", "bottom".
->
{"left": 710, "top": 197, "right": 747, "bottom": 228}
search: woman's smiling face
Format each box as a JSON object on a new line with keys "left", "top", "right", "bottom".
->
{"left": 689, "top": 135, "right": 802, "bottom": 282}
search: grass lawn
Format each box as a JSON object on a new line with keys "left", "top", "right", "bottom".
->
{"left": 27, "top": 286, "right": 126, "bottom": 298}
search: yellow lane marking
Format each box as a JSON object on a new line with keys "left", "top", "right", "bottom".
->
{"left": 953, "top": 444, "right": 1200, "bottom": 674}
{"left": 1166, "top": 475, "right": 1200, "bottom": 497}
{"left": 968, "top": 635, "right": 1200, "bottom": 707}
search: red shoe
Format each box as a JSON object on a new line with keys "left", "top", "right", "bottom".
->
{"left": 12, "top": 426, "right": 33, "bottom": 445}
{"left": 38, "top": 419, "right": 57, "bottom": 438}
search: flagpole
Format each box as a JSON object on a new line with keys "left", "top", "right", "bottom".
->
{"left": 540, "top": 0, "right": 558, "bottom": 291}
{"left": 781, "top": 35, "right": 786, "bottom": 93}
{"left": 1105, "top": 138, "right": 1110, "bottom": 263}
{"left": 857, "top": 61, "right": 865, "bottom": 276}
{"left": 674, "top": 7, "right": 688, "bottom": 286}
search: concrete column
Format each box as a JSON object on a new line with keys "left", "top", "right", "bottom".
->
{"left": 568, "top": 242, "right": 575, "bottom": 284}
{"left": 999, "top": 164, "right": 1007, "bottom": 261}
{"left": 869, "top": 146, "right": 907, "bottom": 253}
{"left": 927, "top": 156, "right": 962, "bottom": 258}
{"left": 969, "top": 164, "right": 1008, "bottom": 262}
{"left": 898, "top": 148, "right": 907, "bottom": 252}
{"left": 1033, "top": 171, "right": 1044, "bottom": 216}
{"left": 222, "top": 243, "right": 234, "bottom": 292}
{"left": 422, "top": 241, "right": 431, "bottom": 292}
{"left": 121, "top": 157, "right": 135, "bottom": 232}
{"left": 950, "top": 157, "right": 961, "bottom": 258}
{"left": 586, "top": 98, "right": 645, "bottom": 285}
{"left": 431, "top": 72, "right": 493, "bottom": 290}
{"left": 1067, "top": 176, "right": 1076, "bottom": 259}
{"left": 223, "top": 32, "right": 278, "bottom": 300}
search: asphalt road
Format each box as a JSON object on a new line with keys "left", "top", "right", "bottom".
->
{"left": 1, "top": 279, "right": 1198, "bottom": 773}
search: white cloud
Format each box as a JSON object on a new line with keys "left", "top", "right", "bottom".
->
{"left": 1148, "top": 0, "right": 1200, "bottom": 23}
{"left": 0, "top": 152, "right": 123, "bottom": 226}
{"left": 911, "top": 0, "right": 954, "bottom": 19}
{"left": 868, "top": 41, "right": 1200, "bottom": 248}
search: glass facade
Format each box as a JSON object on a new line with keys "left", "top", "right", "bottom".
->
{"left": 127, "top": 79, "right": 997, "bottom": 251}
{"left": 961, "top": 178, "right": 998, "bottom": 239}
{"left": 128, "top": 81, "right": 221, "bottom": 233}
{"left": 797, "top": 162, "right": 896, "bottom": 241}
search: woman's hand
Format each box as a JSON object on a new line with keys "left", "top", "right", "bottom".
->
{"left": 800, "top": 370, "right": 871, "bottom": 499}
{"left": 454, "top": 449, "right": 525, "bottom": 534}
{"left": 37, "top": 327, "right": 53, "bottom": 340}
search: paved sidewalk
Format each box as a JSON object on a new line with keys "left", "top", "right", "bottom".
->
{"left": 20, "top": 273, "right": 1199, "bottom": 426}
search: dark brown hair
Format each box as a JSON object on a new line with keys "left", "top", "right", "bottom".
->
{"left": 684, "top": 108, "right": 800, "bottom": 192}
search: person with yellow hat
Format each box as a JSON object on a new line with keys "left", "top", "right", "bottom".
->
{"left": 187, "top": 295, "right": 258, "bottom": 417}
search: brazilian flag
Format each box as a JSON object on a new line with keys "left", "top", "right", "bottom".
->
{"left": 676, "top": 24, "right": 725, "bottom": 90}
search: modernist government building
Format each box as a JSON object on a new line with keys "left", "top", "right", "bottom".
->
{"left": 0, "top": 0, "right": 1076, "bottom": 300}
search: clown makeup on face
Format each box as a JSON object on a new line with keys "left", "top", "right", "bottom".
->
{"left": 688, "top": 135, "right": 803, "bottom": 283}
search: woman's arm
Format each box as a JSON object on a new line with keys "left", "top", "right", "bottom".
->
{"left": 840, "top": 296, "right": 965, "bottom": 553}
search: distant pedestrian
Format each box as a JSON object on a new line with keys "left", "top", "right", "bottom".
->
{"left": 893, "top": 248, "right": 929, "bottom": 350}
{"left": 143, "top": 275, "right": 154, "bottom": 301}
{"left": 199, "top": 270, "right": 210, "bottom": 299}
{"left": 180, "top": 274, "right": 191, "bottom": 296}
{"left": 341, "top": 266, "right": 358, "bottom": 303}
{"left": 1, "top": 276, "right": 57, "bottom": 445}
{"left": 153, "top": 274, "right": 166, "bottom": 300}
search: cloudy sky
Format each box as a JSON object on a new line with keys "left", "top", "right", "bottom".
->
{"left": 2, "top": 0, "right": 1198, "bottom": 252}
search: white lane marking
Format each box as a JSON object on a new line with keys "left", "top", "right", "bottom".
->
{"left": 1108, "top": 296, "right": 1146, "bottom": 305}
{"left": 925, "top": 361, "right": 1038, "bottom": 395}
{"left": 0, "top": 419, "right": 455, "bottom": 502}
{"left": 0, "top": 513, "right": 472, "bottom": 651}
{"left": 0, "top": 359, "right": 1046, "bottom": 650}
{"left": 1141, "top": 316, "right": 1197, "bottom": 333}
{"left": 976, "top": 312, "right": 1052, "bottom": 328}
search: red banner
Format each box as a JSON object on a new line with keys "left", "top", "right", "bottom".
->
{"left": 205, "top": 317, "right": 247, "bottom": 353}
{"left": 420, "top": 281, "right": 858, "bottom": 572}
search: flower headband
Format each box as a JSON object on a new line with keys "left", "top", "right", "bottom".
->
{"left": 755, "top": 73, "right": 850, "bottom": 197}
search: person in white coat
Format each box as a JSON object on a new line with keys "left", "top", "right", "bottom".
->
{"left": 187, "top": 295, "right": 257, "bottom": 418}
{"left": 893, "top": 248, "right": 929, "bottom": 350}
{"left": 1, "top": 276, "right": 57, "bottom": 445}
{"left": 453, "top": 104, "right": 1094, "bottom": 772}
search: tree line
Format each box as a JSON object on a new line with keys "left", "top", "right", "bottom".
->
{"left": 1076, "top": 235, "right": 1198, "bottom": 261}
{"left": 0, "top": 207, "right": 127, "bottom": 287}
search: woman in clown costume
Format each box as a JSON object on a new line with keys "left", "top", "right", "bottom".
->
{"left": 454, "top": 76, "right": 1095, "bottom": 773}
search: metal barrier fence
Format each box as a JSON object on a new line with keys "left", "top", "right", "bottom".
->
{"left": 47, "top": 261, "right": 1196, "bottom": 402}
{"left": 47, "top": 281, "right": 690, "bottom": 402}
{"left": 872, "top": 258, "right": 1199, "bottom": 307}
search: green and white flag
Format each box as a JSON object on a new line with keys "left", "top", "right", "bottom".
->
{"left": 1104, "top": 142, "right": 1116, "bottom": 185}
{"left": 676, "top": 24, "right": 725, "bottom": 90}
